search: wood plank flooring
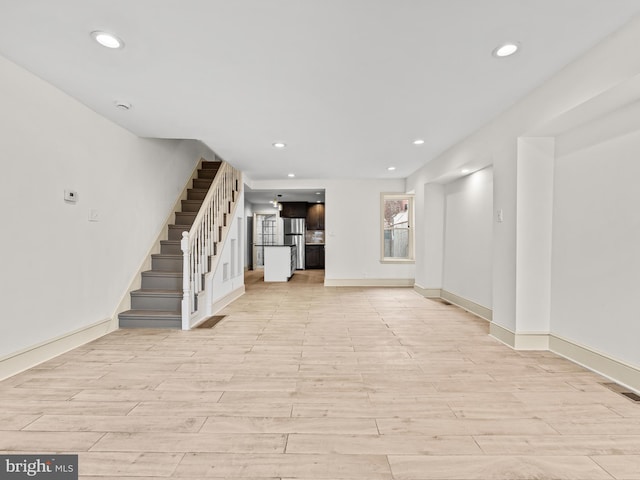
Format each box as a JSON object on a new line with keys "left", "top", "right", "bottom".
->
{"left": 1, "top": 269, "right": 639, "bottom": 479}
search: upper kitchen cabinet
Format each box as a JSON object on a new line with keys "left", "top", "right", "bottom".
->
{"left": 280, "top": 202, "right": 307, "bottom": 218}
{"left": 306, "top": 203, "right": 325, "bottom": 230}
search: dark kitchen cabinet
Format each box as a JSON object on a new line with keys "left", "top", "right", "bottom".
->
{"left": 306, "top": 203, "right": 325, "bottom": 230}
{"left": 280, "top": 202, "right": 307, "bottom": 218}
{"left": 305, "top": 244, "right": 325, "bottom": 269}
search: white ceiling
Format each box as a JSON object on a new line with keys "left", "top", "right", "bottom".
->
{"left": 1, "top": 1, "right": 640, "bottom": 183}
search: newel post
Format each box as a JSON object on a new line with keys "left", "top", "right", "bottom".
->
{"left": 180, "top": 231, "right": 191, "bottom": 330}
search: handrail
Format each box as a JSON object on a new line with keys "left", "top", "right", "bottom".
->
{"left": 180, "top": 161, "right": 242, "bottom": 329}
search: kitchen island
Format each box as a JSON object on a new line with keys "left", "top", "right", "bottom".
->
{"left": 263, "top": 245, "right": 297, "bottom": 282}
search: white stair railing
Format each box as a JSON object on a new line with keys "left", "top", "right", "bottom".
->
{"left": 180, "top": 161, "right": 242, "bottom": 330}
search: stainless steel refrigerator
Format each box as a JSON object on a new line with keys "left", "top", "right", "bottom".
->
{"left": 283, "top": 218, "right": 305, "bottom": 270}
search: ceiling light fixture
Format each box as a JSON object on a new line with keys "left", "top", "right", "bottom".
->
{"left": 493, "top": 42, "right": 519, "bottom": 57}
{"left": 91, "top": 31, "right": 124, "bottom": 49}
{"left": 315, "top": 192, "right": 321, "bottom": 195}
{"left": 272, "top": 142, "right": 286, "bottom": 148}
{"left": 114, "top": 101, "right": 132, "bottom": 111}
{"left": 387, "top": 166, "right": 396, "bottom": 171}
{"left": 413, "top": 139, "right": 425, "bottom": 145}
{"left": 287, "top": 173, "right": 295, "bottom": 178}
{"left": 462, "top": 169, "right": 470, "bottom": 174}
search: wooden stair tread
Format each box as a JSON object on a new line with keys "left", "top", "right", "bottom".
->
{"left": 120, "top": 159, "right": 239, "bottom": 329}
{"left": 131, "top": 289, "right": 182, "bottom": 295}
{"left": 119, "top": 310, "right": 181, "bottom": 317}
{"left": 142, "top": 270, "right": 182, "bottom": 276}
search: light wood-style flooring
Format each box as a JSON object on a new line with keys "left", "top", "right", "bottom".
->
{"left": 1, "top": 269, "right": 639, "bottom": 479}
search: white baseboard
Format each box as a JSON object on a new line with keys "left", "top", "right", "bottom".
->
{"left": 324, "top": 278, "right": 414, "bottom": 287}
{"left": 0, "top": 318, "right": 114, "bottom": 381}
{"left": 550, "top": 334, "right": 640, "bottom": 394}
{"left": 489, "top": 322, "right": 516, "bottom": 347}
{"left": 210, "top": 285, "right": 245, "bottom": 316}
{"left": 191, "top": 285, "right": 246, "bottom": 328}
{"left": 413, "top": 286, "right": 493, "bottom": 321}
{"left": 413, "top": 285, "right": 442, "bottom": 298}
{"left": 489, "top": 323, "right": 549, "bottom": 350}
{"left": 440, "top": 290, "right": 492, "bottom": 321}
{"left": 489, "top": 325, "right": 640, "bottom": 393}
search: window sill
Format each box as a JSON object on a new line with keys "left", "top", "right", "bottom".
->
{"left": 380, "top": 258, "right": 415, "bottom": 264}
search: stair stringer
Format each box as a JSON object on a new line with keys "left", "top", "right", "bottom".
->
{"left": 188, "top": 188, "right": 246, "bottom": 328}
{"left": 110, "top": 157, "right": 211, "bottom": 330}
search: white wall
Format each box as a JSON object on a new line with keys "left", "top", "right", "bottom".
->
{"left": 210, "top": 190, "right": 245, "bottom": 295}
{"left": 442, "top": 167, "right": 493, "bottom": 308}
{"left": 403, "top": 16, "right": 640, "bottom": 387}
{"left": 326, "top": 179, "right": 414, "bottom": 282}
{"left": 515, "top": 138, "right": 555, "bottom": 334}
{"left": 246, "top": 177, "right": 415, "bottom": 283}
{"left": 198, "top": 189, "right": 245, "bottom": 325}
{"left": 0, "top": 54, "right": 212, "bottom": 360}
{"left": 417, "top": 183, "right": 445, "bottom": 291}
{"left": 551, "top": 129, "right": 640, "bottom": 367}
{"left": 407, "top": 16, "right": 640, "bottom": 335}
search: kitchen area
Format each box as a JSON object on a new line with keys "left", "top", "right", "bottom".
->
{"left": 245, "top": 188, "right": 325, "bottom": 282}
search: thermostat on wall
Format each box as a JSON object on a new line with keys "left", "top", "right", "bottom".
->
{"left": 64, "top": 189, "right": 78, "bottom": 203}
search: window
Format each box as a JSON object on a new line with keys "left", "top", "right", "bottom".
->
{"left": 381, "top": 193, "right": 414, "bottom": 263}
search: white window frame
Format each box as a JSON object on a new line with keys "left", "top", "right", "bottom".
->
{"left": 380, "top": 192, "right": 415, "bottom": 263}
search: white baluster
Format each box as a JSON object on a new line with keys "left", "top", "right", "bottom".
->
{"left": 181, "top": 231, "right": 190, "bottom": 330}
{"left": 180, "top": 162, "right": 240, "bottom": 329}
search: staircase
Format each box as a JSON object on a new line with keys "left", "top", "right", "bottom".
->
{"left": 118, "top": 160, "right": 221, "bottom": 328}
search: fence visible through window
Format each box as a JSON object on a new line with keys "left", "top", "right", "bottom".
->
{"left": 381, "top": 194, "right": 414, "bottom": 262}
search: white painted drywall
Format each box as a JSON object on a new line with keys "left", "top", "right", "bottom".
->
{"left": 407, "top": 16, "right": 640, "bottom": 334}
{"left": 515, "top": 138, "right": 555, "bottom": 334}
{"left": 442, "top": 168, "right": 493, "bottom": 308}
{"left": 491, "top": 144, "right": 518, "bottom": 331}
{"left": 551, "top": 129, "right": 640, "bottom": 367}
{"left": 415, "top": 182, "right": 445, "bottom": 290}
{"left": 207, "top": 190, "right": 245, "bottom": 310}
{"left": 326, "top": 179, "right": 414, "bottom": 281}
{"left": 0, "top": 55, "right": 212, "bottom": 359}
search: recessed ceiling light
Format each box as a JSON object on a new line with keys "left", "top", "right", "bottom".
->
{"left": 272, "top": 142, "right": 286, "bottom": 148}
{"left": 316, "top": 200, "right": 321, "bottom": 203}
{"left": 315, "top": 192, "right": 321, "bottom": 195}
{"left": 287, "top": 173, "right": 295, "bottom": 178}
{"left": 413, "top": 139, "right": 425, "bottom": 145}
{"left": 114, "top": 101, "right": 131, "bottom": 111}
{"left": 387, "top": 166, "right": 396, "bottom": 171}
{"left": 493, "top": 42, "right": 519, "bottom": 57}
{"left": 91, "top": 31, "right": 124, "bottom": 49}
